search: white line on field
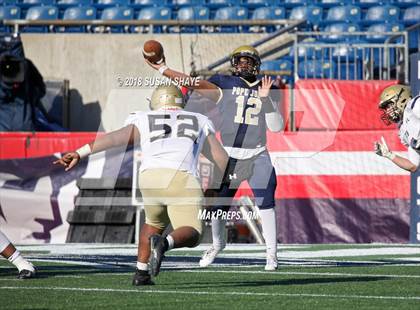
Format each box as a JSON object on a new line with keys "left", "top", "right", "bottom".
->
{"left": 1, "top": 286, "right": 419, "bottom": 301}
{"left": 173, "top": 269, "right": 420, "bottom": 279}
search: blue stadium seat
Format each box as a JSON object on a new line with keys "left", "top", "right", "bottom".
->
{"left": 391, "top": 0, "right": 419, "bottom": 8}
{"left": 172, "top": 6, "right": 209, "bottom": 33}
{"left": 243, "top": 0, "right": 276, "bottom": 9}
{"left": 0, "top": 6, "right": 21, "bottom": 32}
{"left": 318, "top": 0, "right": 353, "bottom": 9}
{"left": 363, "top": 5, "right": 400, "bottom": 26}
{"left": 24, "top": 5, "right": 58, "bottom": 32}
{"left": 213, "top": 6, "right": 248, "bottom": 33}
{"left": 324, "top": 5, "right": 361, "bottom": 24}
{"left": 402, "top": 6, "right": 420, "bottom": 25}
{"left": 356, "top": 0, "right": 392, "bottom": 8}
{"left": 402, "top": 6, "right": 420, "bottom": 50}
{"left": 298, "top": 59, "right": 336, "bottom": 79}
{"left": 95, "top": 0, "right": 130, "bottom": 9}
{"left": 260, "top": 59, "right": 293, "bottom": 83}
{"left": 322, "top": 23, "right": 360, "bottom": 42}
{"left": 59, "top": 6, "right": 96, "bottom": 32}
{"left": 57, "top": 0, "right": 92, "bottom": 9}
{"left": 286, "top": 37, "right": 325, "bottom": 60}
{"left": 131, "top": 0, "right": 167, "bottom": 9}
{"left": 207, "top": 0, "right": 241, "bottom": 9}
{"left": 19, "top": 0, "right": 55, "bottom": 9}
{"left": 172, "top": 0, "right": 204, "bottom": 7}
{"left": 98, "top": 6, "right": 133, "bottom": 33}
{"left": 289, "top": 5, "right": 323, "bottom": 29}
{"left": 284, "top": 0, "right": 314, "bottom": 9}
{"left": 250, "top": 6, "right": 285, "bottom": 33}
{"left": 133, "top": 7, "right": 171, "bottom": 33}
{"left": 57, "top": 0, "right": 92, "bottom": 4}
{"left": 366, "top": 22, "right": 404, "bottom": 42}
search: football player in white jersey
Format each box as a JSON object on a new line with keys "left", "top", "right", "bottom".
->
{"left": 0, "top": 229, "right": 35, "bottom": 278}
{"left": 374, "top": 85, "right": 420, "bottom": 171}
{"left": 54, "top": 85, "right": 228, "bottom": 285}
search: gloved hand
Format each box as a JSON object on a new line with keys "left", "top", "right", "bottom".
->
{"left": 374, "top": 136, "right": 396, "bottom": 160}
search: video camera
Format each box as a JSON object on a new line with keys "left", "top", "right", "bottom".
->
{"left": 0, "top": 34, "right": 25, "bottom": 83}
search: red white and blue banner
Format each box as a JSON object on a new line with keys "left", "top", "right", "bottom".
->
{"left": 0, "top": 80, "right": 411, "bottom": 244}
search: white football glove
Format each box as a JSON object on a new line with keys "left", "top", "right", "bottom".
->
{"left": 374, "top": 136, "right": 396, "bottom": 160}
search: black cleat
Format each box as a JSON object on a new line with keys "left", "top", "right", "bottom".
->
{"left": 149, "top": 234, "right": 166, "bottom": 277}
{"left": 17, "top": 269, "right": 36, "bottom": 279}
{"left": 132, "top": 269, "right": 154, "bottom": 286}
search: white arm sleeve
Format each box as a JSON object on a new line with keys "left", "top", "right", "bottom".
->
{"left": 408, "top": 146, "right": 420, "bottom": 167}
{"left": 265, "top": 111, "right": 283, "bottom": 132}
{"left": 264, "top": 97, "right": 283, "bottom": 132}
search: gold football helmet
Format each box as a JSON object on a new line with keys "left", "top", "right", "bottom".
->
{"left": 150, "top": 84, "right": 184, "bottom": 110}
{"left": 230, "top": 45, "right": 261, "bottom": 78}
{"left": 379, "top": 84, "right": 412, "bottom": 125}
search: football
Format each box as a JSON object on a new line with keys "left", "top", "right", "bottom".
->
{"left": 142, "top": 40, "right": 164, "bottom": 64}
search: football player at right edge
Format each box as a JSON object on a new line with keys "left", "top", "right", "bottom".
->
{"left": 374, "top": 85, "right": 420, "bottom": 171}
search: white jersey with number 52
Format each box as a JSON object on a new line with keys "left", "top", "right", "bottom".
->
{"left": 125, "top": 108, "right": 215, "bottom": 177}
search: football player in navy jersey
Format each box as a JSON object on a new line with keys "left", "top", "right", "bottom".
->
{"left": 146, "top": 45, "right": 283, "bottom": 271}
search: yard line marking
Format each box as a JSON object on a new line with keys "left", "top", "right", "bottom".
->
{"left": 173, "top": 269, "right": 420, "bottom": 279}
{"left": 1, "top": 286, "right": 419, "bottom": 301}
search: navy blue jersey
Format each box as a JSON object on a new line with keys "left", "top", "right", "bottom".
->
{"left": 208, "top": 74, "right": 276, "bottom": 149}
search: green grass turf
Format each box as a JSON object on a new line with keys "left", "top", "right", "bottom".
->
{"left": 1, "top": 244, "right": 420, "bottom": 310}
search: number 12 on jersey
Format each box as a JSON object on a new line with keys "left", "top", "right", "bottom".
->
{"left": 233, "top": 96, "right": 262, "bottom": 126}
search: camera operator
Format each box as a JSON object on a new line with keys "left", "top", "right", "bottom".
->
{"left": 0, "top": 34, "right": 47, "bottom": 131}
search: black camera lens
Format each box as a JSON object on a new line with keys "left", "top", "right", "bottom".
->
{"left": 0, "top": 55, "right": 24, "bottom": 83}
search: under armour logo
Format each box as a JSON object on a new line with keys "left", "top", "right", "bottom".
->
{"left": 229, "top": 173, "right": 237, "bottom": 180}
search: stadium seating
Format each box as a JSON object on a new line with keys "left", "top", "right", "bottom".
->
{"left": 393, "top": 0, "right": 420, "bottom": 8}
{"left": 318, "top": 0, "right": 353, "bottom": 9}
{"left": 131, "top": 0, "right": 166, "bottom": 9}
{"left": 243, "top": 0, "right": 277, "bottom": 9}
{"left": 289, "top": 5, "right": 323, "bottom": 29}
{"left": 363, "top": 5, "right": 400, "bottom": 26}
{"left": 172, "top": 0, "right": 205, "bottom": 7}
{"left": 298, "top": 59, "right": 336, "bottom": 78}
{"left": 95, "top": 0, "right": 130, "bottom": 9}
{"left": 213, "top": 6, "right": 248, "bottom": 33}
{"left": 366, "top": 22, "right": 404, "bottom": 43}
{"left": 0, "top": 5, "right": 20, "bottom": 32}
{"left": 283, "top": 0, "right": 314, "bottom": 9}
{"left": 250, "top": 6, "right": 285, "bottom": 33}
{"left": 19, "top": 0, "right": 55, "bottom": 9}
{"left": 57, "top": 0, "right": 92, "bottom": 9}
{"left": 260, "top": 59, "right": 293, "bottom": 82}
{"left": 60, "top": 6, "right": 96, "bottom": 32}
{"left": 134, "top": 6, "right": 172, "bottom": 33}
{"left": 402, "top": 6, "right": 420, "bottom": 25}
{"left": 23, "top": 5, "right": 58, "bottom": 32}
{"left": 98, "top": 6, "right": 133, "bottom": 33}
{"left": 323, "top": 5, "right": 361, "bottom": 24}
{"left": 402, "top": 6, "right": 420, "bottom": 50}
{"left": 331, "top": 43, "right": 365, "bottom": 79}
{"left": 356, "top": 0, "right": 392, "bottom": 8}
{"left": 322, "top": 23, "right": 361, "bottom": 43}
{"left": 172, "top": 6, "right": 209, "bottom": 33}
{"left": 207, "top": 0, "right": 241, "bottom": 9}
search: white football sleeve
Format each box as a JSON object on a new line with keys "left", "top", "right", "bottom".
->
{"left": 408, "top": 146, "right": 420, "bottom": 168}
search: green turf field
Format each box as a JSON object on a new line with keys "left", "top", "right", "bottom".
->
{"left": 1, "top": 244, "right": 420, "bottom": 309}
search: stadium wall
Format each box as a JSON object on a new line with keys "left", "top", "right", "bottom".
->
{"left": 21, "top": 34, "right": 265, "bottom": 131}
